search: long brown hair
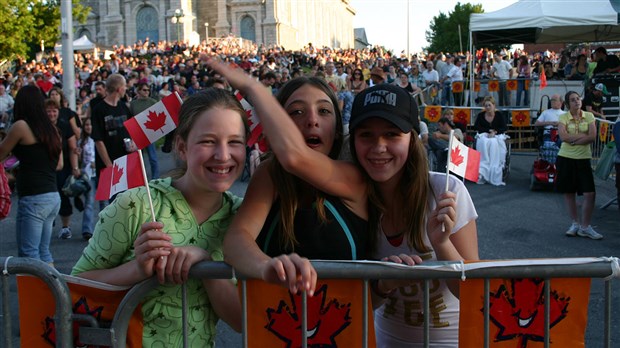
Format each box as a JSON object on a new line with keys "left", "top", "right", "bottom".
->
{"left": 270, "top": 76, "right": 344, "bottom": 251}
{"left": 350, "top": 128, "right": 431, "bottom": 253}
{"left": 13, "top": 85, "right": 61, "bottom": 161}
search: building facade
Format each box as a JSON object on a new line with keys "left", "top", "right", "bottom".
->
{"left": 76, "top": 0, "right": 356, "bottom": 50}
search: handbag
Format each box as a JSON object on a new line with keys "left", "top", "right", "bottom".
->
{"left": 0, "top": 164, "right": 11, "bottom": 219}
{"left": 594, "top": 141, "right": 616, "bottom": 181}
{"left": 62, "top": 172, "right": 91, "bottom": 197}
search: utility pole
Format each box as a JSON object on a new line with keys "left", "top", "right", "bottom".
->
{"left": 61, "top": 0, "right": 75, "bottom": 111}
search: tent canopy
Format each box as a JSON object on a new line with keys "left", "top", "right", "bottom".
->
{"left": 54, "top": 35, "right": 96, "bottom": 51}
{"left": 470, "top": 0, "right": 620, "bottom": 45}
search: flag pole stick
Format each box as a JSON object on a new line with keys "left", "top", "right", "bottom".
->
{"left": 445, "top": 129, "right": 455, "bottom": 192}
{"left": 442, "top": 130, "right": 455, "bottom": 233}
{"left": 137, "top": 149, "right": 157, "bottom": 221}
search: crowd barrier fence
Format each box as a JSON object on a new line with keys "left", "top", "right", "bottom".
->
{"left": 1, "top": 256, "right": 619, "bottom": 348}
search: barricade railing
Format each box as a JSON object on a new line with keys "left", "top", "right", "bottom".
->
{"left": 0, "top": 256, "right": 74, "bottom": 348}
{"left": 2, "top": 256, "right": 619, "bottom": 348}
{"left": 593, "top": 118, "right": 616, "bottom": 167}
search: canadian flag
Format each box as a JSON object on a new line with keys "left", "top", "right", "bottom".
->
{"left": 448, "top": 137, "right": 481, "bottom": 183}
{"left": 234, "top": 91, "right": 263, "bottom": 147}
{"left": 95, "top": 152, "right": 146, "bottom": 200}
{"left": 124, "top": 92, "right": 183, "bottom": 149}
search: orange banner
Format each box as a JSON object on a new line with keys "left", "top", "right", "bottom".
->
{"left": 18, "top": 275, "right": 143, "bottom": 347}
{"left": 452, "top": 81, "right": 464, "bottom": 93}
{"left": 459, "top": 277, "right": 590, "bottom": 348}
{"left": 524, "top": 80, "right": 531, "bottom": 91}
{"left": 424, "top": 105, "right": 442, "bottom": 123}
{"left": 474, "top": 80, "right": 481, "bottom": 92}
{"left": 488, "top": 80, "right": 499, "bottom": 92}
{"left": 454, "top": 108, "right": 471, "bottom": 125}
{"left": 511, "top": 110, "right": 531, "bottom": 127}
{"left": 599, "top": 122, "right": 609, "bottom": 142}
{"left": 507, "top": 79, "right": 518, "bottom": 91}
{"left": 245, "top": 279, "right": 376, "bottom": 347}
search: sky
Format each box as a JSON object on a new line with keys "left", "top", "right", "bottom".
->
{"left": 351, "top": 0, "right": 518, "bottom": 54}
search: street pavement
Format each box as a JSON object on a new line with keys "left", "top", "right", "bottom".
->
{"left": 0, "top": 149, "right": 618, "bottom": 346}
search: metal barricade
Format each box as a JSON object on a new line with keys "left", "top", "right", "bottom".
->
{"left": 2, "top": 257, "right": 618, "bottom": 347}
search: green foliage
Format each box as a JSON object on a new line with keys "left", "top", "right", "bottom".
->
{"left": 0, "top": 0, "right": 90, "bottom": 60}
{"left": 424, "top": 2, "right": 484, "bottom": 54}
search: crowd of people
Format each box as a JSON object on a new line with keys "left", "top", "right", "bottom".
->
{"left": 0, "top": 38, "right": 618, "bottom": 346}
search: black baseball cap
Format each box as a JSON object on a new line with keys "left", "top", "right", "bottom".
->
{"left": 350, "top": 84, "right": 420, "bottom": 134}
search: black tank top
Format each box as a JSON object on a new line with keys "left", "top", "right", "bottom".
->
{"left": 13, "top": 143, "right": 58, "bottom": 197}
{"left": 256, "top": 196, "right": 368, "bottom": 260}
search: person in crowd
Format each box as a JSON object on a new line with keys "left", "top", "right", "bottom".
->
{"left": 474, "top": 96, "right": 508, "bottom": 186}
{"left": 45, "top": 99, "right": 79, "bottom": 239}
{"left": 582, "top": 83, "right": 609, "bottom": 119}
{"left": 77, "top": 117, "right": 96, "bottom": 240}
{"left": 515, "top": 56, "right": 531, "bottom": 107}
{"left": 394, "top": 70, "right": 421, "bottom": 96}
{"left": 72, "top": 89, "right": 246, "bottom": 345}
{"left": 348, "top": 84, "right": 479, "bottom": 347}
{"left": 386, "top": 65, "right": 398, "bottom": 84}
{"left": 446, "top": 57, "right": 464, "bottom": 106}
{"left": 49, "top": 86, "right": 81, "bottom": 138}
{"left": 429, "top": 116, "right": 464, "bottom": 171}
{"left": 369, "top": 66, "right": 386, "bottom": 87}
{"left": 129, "top": 82, "right": 160, "bottom": 179}
{"left": 568, "top": 54, "right": 588, "bottom": 81}
{"left": 535, "top": 94, "right": 564, "bottom": 146}
{"left": 0, "top": 84, "right": 15, "bottom": 129}
{"left": 409, "top": 63, "right": 425, "bottom": 90}
{"left": 422, "top": 61, "right": 440, "bottom": 104}
{"left": 592, "top": 46, "right": 620, "bottom": 75}
{"left": 348, "top": 68, "right": 368, "bottom": 96}
{"left": 542, "top": 61, "right": 560, "bottom": 81}
{"left": 219, "top": 72, "right": 368, "bottom": 294}
{"left": 491, "top": 54, "right": 512, "bottom": 107}
{"left": 440, "top": 55, "right": 456, "bottom": 106}
{"left": 0, "top": 85, "right": 62, "bottom": 263}
{"left": 91, "top": 74, "right": 134, "bottom": 205}
{"left": 88, "top": 81, "right": 106, "bottom": 115}
{"left": 557, "top": 91, "right": 602, "bottom": 240}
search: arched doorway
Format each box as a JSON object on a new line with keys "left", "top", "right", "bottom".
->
{"left": 240, "top": 16, "right": 256, "bottom": 42}
{"left": 76, "top": 29, "right": 92, "bottom": 41}
{"left": 136, "top": 6, "right": 159, "bottom": 43}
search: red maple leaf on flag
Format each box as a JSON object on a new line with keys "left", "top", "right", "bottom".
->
{"left": 143, "top": 110, "right": 167, "bottom": 132}
{"left": 451, "top": 146, "right": 464, "bottom": 167}
{"left": 488, "top": 278, "right": 570, "bottom": 348}
{"left": 265, "top": 284, "right": 352, "bottom": 347}
{"left": 112, "top": 164, "right": 124, "bottom": 186}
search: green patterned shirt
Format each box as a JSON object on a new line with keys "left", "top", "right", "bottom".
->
{"left": 72, "top": 177, "right": 242, "bottom": 347}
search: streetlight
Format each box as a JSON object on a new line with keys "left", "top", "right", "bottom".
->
{"left": 171, "top": 9, "right": 184, "bottom": 42}
{"left": 204, "top": 22, "right": 209, "bottom": 43}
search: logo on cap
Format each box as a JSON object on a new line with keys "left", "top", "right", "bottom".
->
{"left": 363, "top": 90, "right": 397, "bottom": 108}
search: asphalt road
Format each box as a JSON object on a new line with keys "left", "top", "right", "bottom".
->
{"left": 1, "top": 150, "right": 618, "bottom": 346}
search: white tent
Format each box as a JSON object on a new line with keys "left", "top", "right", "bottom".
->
{"left": 54, "top": 35, "right": 96, "bottom": 52}
{"left": 470, "top": 0, "right": 620, "bottom": 45}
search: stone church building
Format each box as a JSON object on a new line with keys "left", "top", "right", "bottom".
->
{"left": 76, "top": 0, "right": 356, "bottom": 50}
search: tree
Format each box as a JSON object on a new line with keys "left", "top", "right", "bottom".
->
{"left": 424, "top": 2, "right": 484, "bottom": 54}
{"left": 0, "top": 0, "right": 90, "bottom": 60}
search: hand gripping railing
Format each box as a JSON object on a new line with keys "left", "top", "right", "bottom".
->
{"left": 0, "top": 256, "right": 73, "bottom": 348}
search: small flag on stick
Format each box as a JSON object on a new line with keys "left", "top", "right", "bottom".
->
{"left": 124, "top": 92, "right": 182, "bottom": 150}
{"left": 95, "top": 152, "right": 146, "bottom": 201}
{"left": 234, "top": 91, "right": 263, "bottom": 147}
{"left": 448, "top": 135, "right": 481, "bottom": 183}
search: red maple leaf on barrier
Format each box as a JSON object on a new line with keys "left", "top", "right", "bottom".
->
{"left": 488, "top": 278, "right": 570, "bottom": 348}
{"left": 112, "top": 164, "right": 124, "bottom": 186}
{"left": 43, "top": 296, "right": 105, "bottom": 346}
{"left": 451, "top": 146, "right": 464, "bottom": 167}
{"left": 455, "top": 111, "right": 468, "bottom": 124}
{"left": 265, "top": 284, "right": 352, "bottom": 347}
{"left": 143, "top": 110, "right": 167, "bottom": 132}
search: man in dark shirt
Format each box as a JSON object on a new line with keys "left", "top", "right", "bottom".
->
{"left": 582, "top": 83, "right": 609, "bottom": 119}
{"left": 90, "top": 74, "right": 133, "bottom": 195}
{"left": 593, "top": 47, "right": 620, "bottom": 75}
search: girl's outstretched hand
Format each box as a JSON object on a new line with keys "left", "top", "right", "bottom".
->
{"left": 427, "top": 191, "right": 457, "bottom": 247}
{"left": 134, "top": 221, "right": 172, "bottom": 280}
{"left": 154, "top": 245, "right": 211, "bottom": 285}
{"left": 261, "top": 253, "right": 317, "bottom": 296}
{"left": 203, "top": 56, "right": 257, "bottom": 94}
